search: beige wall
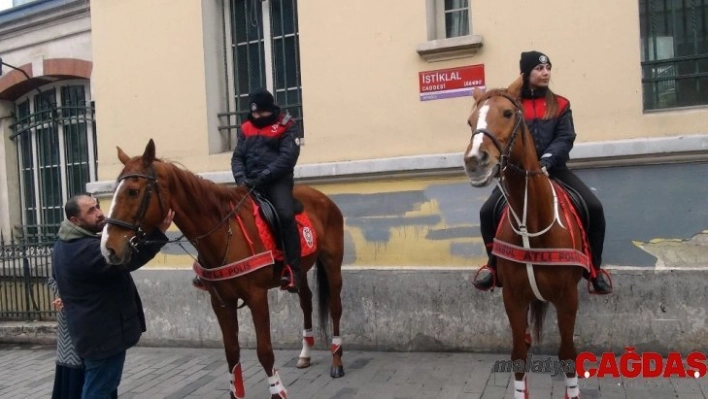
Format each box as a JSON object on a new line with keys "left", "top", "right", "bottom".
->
{"left": 298, "top": 0, "right": 706, "bottom": 163}
{"left": 89, "top": 0, "right": 707, "bottom": 180}
{"left": 90, "top": 0, "right": 223, "bottom": 181}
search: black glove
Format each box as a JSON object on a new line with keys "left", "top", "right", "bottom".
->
{"left": 234, "top": 174, "right": 246, "bottom": 186}
{"left": 251, "top": 170, "right": 271, "bottom": 187}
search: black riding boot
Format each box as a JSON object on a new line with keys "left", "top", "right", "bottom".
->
{"left": 590, "top": 268, "right": 612, "bottom": 294}
{"left": 280, "top": 221, "right": 302, "bottom": 294}
{"left": 472, "top": 257, "right": 498, "bottom": 291}
{"left": 192, "top": 276, "right": 207, "bottom": 291}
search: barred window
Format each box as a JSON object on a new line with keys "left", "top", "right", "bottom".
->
{"left": 639, "top": 0, "right": 708, "bottom": 110}
{"left": 11, "top": 81, "right": 97, "bottom": 240}
{"left": 223, "top": 0, "right": 303, "bottom": 150}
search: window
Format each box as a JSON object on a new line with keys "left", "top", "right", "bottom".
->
{"left": 436, "top": 0, "right": 470, "bottom": 39}
{"left": 11, "top": 81, "right": 97, "bottom": 240}
{"left": 639, "top": 0, "right": 708, "bottom": 110}
{"left": 418, "top": 0, "right": 481, "bottom": 62}
{"left": 225, "top": 0, "right": 303, "bottom": 148}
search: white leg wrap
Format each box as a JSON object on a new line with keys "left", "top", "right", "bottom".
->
{"left": 299, "top": 329, "right": 314, "bottom": 358}
{"left": 331, "top": 336, "right": 342, "bottom": 354}
{"left": 514, "top": 378, "right": 526, "bottom": 399}
{"left": 565, "top": 374, "right": 579, "bottom": 398}
{"left": 268, "top": 369, "right": 288, "bottom": 398}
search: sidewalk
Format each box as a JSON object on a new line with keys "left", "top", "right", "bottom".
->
{"left": 1, "top": 343, "right": 707, "bottom": 398}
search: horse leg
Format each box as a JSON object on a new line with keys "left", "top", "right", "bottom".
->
{"left": 323, "top": 258, "right": 344, "bottom": 378}
{"left": 557, "top": 289, "right": 581, "bottom": 399}
{"left": 249, "top": 289, "right": 288, "bottom": 399}
{"left": 296, "top": 273, "right": 314, "bottom": 369}
{"left": 210, "top": 295, "right": 245, "bottom": 399}
{"left": 503, "top": 288, "right": 531, "bottom": 399}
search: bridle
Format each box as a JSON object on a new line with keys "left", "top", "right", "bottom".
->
{"left": 104, "top": 165, "right": 256, "bottom": 269}
{"left": 469, "top": 92, "right": 541, "bottom": 177}
{"left": 105, "top": 166, "right": 165, "bottom": 252}
{"left": 469, "top": 91, "right": 565, "bottom": 302}
{"left": 468, "top": 91, "right": 564, "bottom": 239}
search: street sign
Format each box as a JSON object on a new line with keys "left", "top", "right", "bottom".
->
{"left": 419, "top": 64, "right": 485, "bottom": 101}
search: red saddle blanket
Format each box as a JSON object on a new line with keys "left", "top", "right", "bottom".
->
{"left": 492, "top": 181, "right": 596, "bottom": 278}
{"left": 251, "top": 199, "right": 318, "bottom": 261}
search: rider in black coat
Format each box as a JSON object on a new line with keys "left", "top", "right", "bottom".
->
{"left": 472, "top": 51, "right": 612, "bottom": 295}
{"left": 193, "top": 88, "right": 303, "bottom": 293}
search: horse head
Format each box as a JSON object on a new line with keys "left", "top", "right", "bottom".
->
{"left": 100, "top": 139, "right": 171, "bottom": 265}
{"left": 463, "top": 76, "right": 526, "bottom": 187}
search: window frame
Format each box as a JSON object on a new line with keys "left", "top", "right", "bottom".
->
{"left": 418, "top": 0, "right": 482, "bottom": 62}
{"left": 434, "top": 0, "right": 470, "bottom": 40}
{"left": 638, "top": 0, "right": 708, "bottom": 111}
{"left": 223, "top": 0, "right": 303, "bottom": 151}
{"left": 12, "top": 80, "right": 97, "bottom": 234}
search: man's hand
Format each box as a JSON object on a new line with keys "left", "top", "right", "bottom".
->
{"left": 158, "top": 209, "right": 175, "bottom": 233}
{"left": 52, "top": 298, "right": 63, "bottom": 311}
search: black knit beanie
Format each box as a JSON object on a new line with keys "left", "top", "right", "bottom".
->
{"left": 248, "top": 88, "right": 276, "bottom": 113}
{"left": 519, "top": 51, "right": 551, "bottom": 78}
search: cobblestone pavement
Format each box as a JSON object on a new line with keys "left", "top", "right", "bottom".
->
{"left": 1, "top": 344, "right": 707, "bottom": 398}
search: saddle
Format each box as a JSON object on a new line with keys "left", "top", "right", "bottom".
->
{"left": 492, "top": 178, "right": 590, "bottom": 240}
{"left": 251, "top": 191, "right": 305, "bottom": 240}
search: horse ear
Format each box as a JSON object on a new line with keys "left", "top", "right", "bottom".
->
{"left": 472, "top": 87, "right": 486, "bottom": 101}
{"left": 507, "top": 74, "right": 524, "bottom": 99}
{"left": 117, "top": 146, "right": 130, "bottom": 165}
{"left": 142, "top": 139, "right": 156, "bottom": 167}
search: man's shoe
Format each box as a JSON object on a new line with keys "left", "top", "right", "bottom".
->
{"left": 590, "top": 270, "right": 612, "bottom": 295}
{"left": 192, "top": 276, "right": 208, "bottom": 291}
{"left": 472, "top": 265, "right": 496, "bottom": 291}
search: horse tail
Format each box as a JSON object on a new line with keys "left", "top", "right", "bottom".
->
{"left": 529, "top": 300, "right": 549, "bottom": 344}
{"left": 315, "top": 258, "right": 331, "bottom": 337}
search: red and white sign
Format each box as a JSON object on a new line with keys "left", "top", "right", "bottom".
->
{"left": 419, "top": 64, "right": 485, "bottom": 101}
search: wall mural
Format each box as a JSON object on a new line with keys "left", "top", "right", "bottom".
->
{"left": 136, "top": 162, "right": 708, "bottom": 270}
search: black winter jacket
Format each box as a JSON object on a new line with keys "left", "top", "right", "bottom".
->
{"left": 522, "top": 88, "right": 576, "bottom": 171}
{"left": 231, "top": 112, "right": 301, "bottom": 184}
{"left": 52, "top": 221, "right": 167, "bottom": 360}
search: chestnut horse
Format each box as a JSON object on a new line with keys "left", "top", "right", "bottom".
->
{"left": 100, "top": 139, "right": 345, "bottom": 399}
{"left": 463, "top": 78, "right": 588, "bottom": 399}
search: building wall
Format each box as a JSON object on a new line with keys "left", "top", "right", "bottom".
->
{"left": 88, "top": 0, "right": 706, "bottom": 177}
{"left": 0, "top": 0, "right": 93, "bottom": 234}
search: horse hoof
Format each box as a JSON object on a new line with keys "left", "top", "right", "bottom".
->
{"left": 330, "top": 365, "right": 345, "bottom": 378}
{"left": 296, "top": 357, "right": 311, "bottom": 368}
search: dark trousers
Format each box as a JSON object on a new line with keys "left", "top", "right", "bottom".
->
{"left": 261, "top": 176, "right": 301, "bottom": 271}
{"left": 81, "top": 350, "right": 125, "bottom": 399}
{"left": 480, "top": 167, "right": 605, "bottom": 268}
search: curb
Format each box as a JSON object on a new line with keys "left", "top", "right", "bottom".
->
{"left": 0, "top": 322, "right": 57, "bottom": 345}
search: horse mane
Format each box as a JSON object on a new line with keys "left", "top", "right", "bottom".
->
{"left": 157, "top": 160, "right": 251, "bottom": 220}
{"left": 474, "top": 88, "right": 521, "bottom": 108}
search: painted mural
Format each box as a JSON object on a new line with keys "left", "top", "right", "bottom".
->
{"left": 114, "top": 161, "right": 708, "bottom": 270}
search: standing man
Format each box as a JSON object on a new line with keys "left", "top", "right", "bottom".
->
{"left": 52, "top": 194, "right": 174, "bottom": 399}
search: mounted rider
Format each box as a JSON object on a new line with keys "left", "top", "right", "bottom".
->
{"left": 472, "top": 50, "right": 612, "bottom": 295}
{"left": 193, "top": 88, "right": 303, "bottom": 293}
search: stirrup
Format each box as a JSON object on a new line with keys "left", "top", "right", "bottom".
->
{"left": 472, "top": 264, "right": 497, "bottom": 292}
{"left": 587, "top": 269, "right": 613, "bottom": 295}
{"left": 279, "top": 265, "right": 299, "bottom": 293}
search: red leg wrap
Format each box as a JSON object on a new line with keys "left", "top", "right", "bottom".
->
{"left": 231, "top": 363, "right": 245, "bottom": 399}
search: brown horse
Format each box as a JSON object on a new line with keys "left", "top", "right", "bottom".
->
{"left": 463, "top": 77, "right": 589, "bottom": 399}
{"left": 100, "top": 139, "right": 345, "bottom": 399}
